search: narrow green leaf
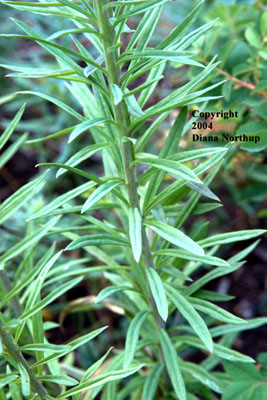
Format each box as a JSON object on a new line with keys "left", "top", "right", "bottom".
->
{"left": 129, "top": 208, "right": 142, "bottom": 262}
{"left": 124, "top": 311, "right": 149, "bottom": 368}
{"left": 38, "top": 163, "right": 101, "bottom": 183}
{"left": 119, "top": 51, "right": 204, "bottom": 68}
{"left": 180, "top": 360, "right": 222, "bottom": 393}
{"left": 161, "top": 264, "right": 192, "bottom": 281}
{"left": 143, "top": 107, "right": 188, "bottom": 210}
{"left": 136, "top": 158, "right": 202, "bottom": 183}
{"left": 21, "top": 344, "right": 71, "bottom": 353}
{"left": 33, "top": 326, "right": 108, "bottom": 367}
{"left": 0, "top": 103, "right": 25, "bottom": 151}
{"left": 66, "top": 234, "right": 129, "bottom": 250}
{"left": 17, "top": 91, "right": 85, "bottom": 122}
{"left": 163, "top": 203, "right": 222, "bottom": 217}
{"left": 113, "top": 0, "right": 169, "bottom": 24}
{"left": 81, "top": 181, "right": 122, "bottom": 213}
{"left": 18, "top": 364, "right": 30, "bottom": 397}
{"left": 0, "top": 171, "right": 48, "bottom": 224}
{"left": 158, "top": 329, "right": 186, "bottom": 400}
{"left": 82, "top": 347, "right": 114, "bottom": 382}
{"left": 142, "top": 363, "right": 163, "bottom": 400}
{"left": 125, "top": 93, "right": 145, "bottom": 117}
{"left": 26, "top": 125, "right": 75, "bottom": 144}
{"left": 166, "top": 284, "right": 213, "bottom": 353}
{"left": 68, "top": 118, "right": 106, "bottom": 143}
{"left": 210, "top": 317, "right": 267, "bottom": 338}
{"left": 29, "top": 181, "right": 96, "bottom": 220}
{"left": 156, "top": 249, "right": 230, "bottom": 267}
{"left": 179, "top": 336, "right": 254, "bottom": 363}
{"left": 0, "top": 216, "right": 59, "bottom": 264}
{"left": 188, "top": 297, "right": 246, "bottom": 324}
{"left": 56, "top": 142, "right": 110, "bottom": 178}
{"left": 111, "top": 84, "right": 123, "bottom": 105}
{"left": 39, "top": 375, "right": 78, "bottom": 386}
{"left": 147, "top": 220, "right": 205, "bottom": 257}
{"left": 26, "top": 250, "right": 63, "bottom": 311}
{"left": 146, "top": 268, "right": 168, "bottom": 322}
{"left": 194, "top": 289, "right": 235, "bottom": 302}
{"left": 95, "top": 286, "right": 133, "bottom": 304}
{"left": 184, "top": 263, "right": 244, "bottom": 296}
{"left": 1, "top": 245, "right": 55, "bottom": 307}
{"left": 19, "top": 277, "right": 83, "bottom": 321}
{"left": 57, "top": 365, "right": 144, "bottom": 398}
{"left": 187, "top": 181, "right": 220, "bottom": 202}
{"left": 157, "top": 1, "right": 203, "bottom": 50}
{"left": 198, "top": 230, "right": 265, "bottom": 248}
{"left": 0, "top": 373, "right": 18, "bottom": 389}
{"left": 0, "top": 133, "right": 28, "bottom": 169}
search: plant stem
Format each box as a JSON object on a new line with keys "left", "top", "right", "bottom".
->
{"left": 0, "top": 318, "right": 49, "bottom": 399}
{"left": 95, "top": 0, "right": 166, "bottom": 356}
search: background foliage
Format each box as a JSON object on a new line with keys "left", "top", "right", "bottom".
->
{"left": 0, "top": 0, "right": 266, "bottom": 399}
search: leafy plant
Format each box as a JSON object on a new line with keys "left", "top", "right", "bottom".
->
{"left": 178, "top": 0, "right": 267, "bottom": 218}
{"left": 0, "top": 1, "right": 266, "bottom": 399}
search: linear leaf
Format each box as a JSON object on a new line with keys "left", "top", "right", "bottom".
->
{"left": 21, "top": 344, "right": 71, "bottom": 353}
{"left": 113, "top": 0, "right": 169, "bottom": 24}
{"left": 57, "top": 365, "right": 144, "bottom": 398}
{"left": 180, "top": 360, "right": 222, "bottom": 393}
{"left": 166, "top": 284, "right": 213, "bottom": 353}
{"left": 146, "top": 268, "right": 168, "bottom": 322}
{"left": 95, "top": 286, "right": 133, "bottom": 304}
{"left": 38, "top": 163, "right": 101, "bottom": 183}
{"left": 147, "top": 220, "right": 205, "bottom": 256}
{"left": 0, "top": 133, "right": 28, "bottom": 169}
{"left": 187, "top": 181, "right": 221, "bottom": 202}
{"left": 188, "top": 297, "right": 246, "bottom": 324}
{"left": 111, "top": 84, "right": 123, "bottom": 105}
{"left": 210, "top": 317, "right": 267, "bottom": 338}
{"left": 0, "top": 103, "right": 25, "bottom": 151}
{"left": 179, "top": 336, "right": 254, "bottom": 363}
{"left": 156, "top": 249, "right": 230, "bottom": 267}
{"left": 185, "top": 263, "right": 244, "bottom": 296}
{"left": 135, "top": 158, "right": 202, "bottom": 183}
{"left": 124, "top": 311, "right": 149, "bottom": 368}
{"left": 33, "top": 326, "right": 108, "bottom": 367}
{"left": 158, "top": 329, "right": 186, "bottom": 400}
{"left": 157, "top": 1, "right": 203, "bottom": 50}
{"left": 81, "top": 181, "right": 122, "bottom": 213}
{"left": 198, "top": 230, "right": 265, "bottom": 248}
{"left": 68, "top": 118, "right": 106, "bottom": 143}
{"left": 0, "top": 216, "right": 59, "bottom": 264}
{"left": 129, "top": 208, "right": 142, "bottom": 262}
{"left": 161, "top": 264, "right": 192, "bottom": 281}
{"left": 18, "top": 364, "right": 30, "bottom": 397}
{"left": 19, "top": 277, "right": 83, "bottom": 321}
{"left": 143, "top": 107, "right": 188, "bottom": 210}
{"left": 141, "top": 363, "right": 164, "bottom": 400}
{"left": 29, "top": 181, "right": 96, "bottom": 220}
{"left": 39, "top": 375, "right": 78, "bottom": 386}
{"left": 125, "top": 93, "right": 145, "bottom": 117}
{"left": 119, "top": 51, "right": 203, "bottom": 68}
{"left": 0, "top": 171, "right": 48, "bottom": 224}
{"left": 17, "top": 91, "right": 85, "bottom": 121}
{"left": 57, "top": 142, "right": 110, "bottom": 178}
{"left": 66, "top": 234, "right": 129, "bottom": 250}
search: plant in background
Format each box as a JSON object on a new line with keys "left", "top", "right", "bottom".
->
{"left": 176, "top": 0, "right": 267, "bottom": 219}
{"left": 0, "top": 1, "right": 266, "bottom": 399}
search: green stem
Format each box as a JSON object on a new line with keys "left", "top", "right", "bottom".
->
{"left": 0, "top": 318, "right": 49, "bottom": 399}
{"left": 95, "top": 0, "right": 167, "bottom": 366}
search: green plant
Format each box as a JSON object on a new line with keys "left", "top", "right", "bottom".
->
{"left": 0, "top": 1, "right": 266, "bottom": 399}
